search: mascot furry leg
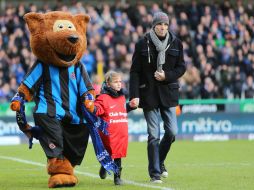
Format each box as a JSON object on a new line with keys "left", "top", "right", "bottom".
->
{"left": 47, "top": 158, "right": 78, "bottom": 188}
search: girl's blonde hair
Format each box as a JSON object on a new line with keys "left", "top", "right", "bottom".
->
{"left": 104, "top": 71, "right": 121, "bottom": 83}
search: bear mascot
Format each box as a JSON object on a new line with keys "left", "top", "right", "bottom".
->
{"left": 10, "top": 11, "right": 117, "bottom": 188}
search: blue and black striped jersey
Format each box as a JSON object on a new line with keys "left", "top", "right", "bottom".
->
{"left": 23, "top": 60, "right": 93, "bottom": 124}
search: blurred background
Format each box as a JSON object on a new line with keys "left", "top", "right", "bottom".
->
{"left": 0, "top": 0, "right": 254, "bottom": 144}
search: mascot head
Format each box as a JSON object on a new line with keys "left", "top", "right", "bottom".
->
{"left": 24, "top": 11, "right": 90, "bottom": 67}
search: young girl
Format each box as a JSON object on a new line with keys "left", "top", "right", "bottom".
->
{"left": 94, "top": 71, "right": 138, "bottom": 185}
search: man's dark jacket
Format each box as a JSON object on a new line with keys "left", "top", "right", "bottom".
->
{"left": 129, "top": 31, "right": 186, "bottom": 109}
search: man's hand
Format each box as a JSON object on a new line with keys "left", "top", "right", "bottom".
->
{"left": 129, "top": 98, "right": 139, "bottom": 108}
{"left": 154, "top": 70, "right": 166, "bottom": 81}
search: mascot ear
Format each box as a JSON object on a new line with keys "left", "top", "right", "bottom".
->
{"left": 74, "top": 14, "right": 90, "bottom": 29}
{"left": 24, "top": 12, "right": 44, "bottom": 35}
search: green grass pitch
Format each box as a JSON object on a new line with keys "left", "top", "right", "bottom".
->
{"left": 0, "top": 140, "right": 253, "bottom": 190}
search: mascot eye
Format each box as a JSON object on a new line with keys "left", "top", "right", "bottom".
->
{"left": 58, "top": 24, "right": 64, "bottom": 29}
{"left": 67, "top": 24, "right": 76, "bottom": 31}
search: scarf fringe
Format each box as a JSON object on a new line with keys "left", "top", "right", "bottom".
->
{"left": 82, "top": 106, "right": 119, "bottom": 174}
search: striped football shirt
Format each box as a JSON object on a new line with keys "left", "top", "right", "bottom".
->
{"left": 23, "top": 60, "right": 93, "bottom": 124}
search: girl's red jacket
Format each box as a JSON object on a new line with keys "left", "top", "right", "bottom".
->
{"left": 95, "top": 94, "right": 128, "bottom": 159}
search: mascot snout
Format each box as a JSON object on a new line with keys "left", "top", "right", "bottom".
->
{"left": 68, "top": 35, "right": 79, "bottom": 44}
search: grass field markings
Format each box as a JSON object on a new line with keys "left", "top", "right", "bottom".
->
{"left": 0, "top": 155, "right": 174, "bottom": 190}
{"left": 78, "top": 164, "right": 147, "bottom": 169}
{"left": 75, "top": 170, "right": 173, "bottom": 190}
{"left": 0, "top": 155, "right": 45, "bottom": 167}
{"left": 171, "top": 162, "right": 252, "bottom": 167}
{"left": 122, "top": 179, "right": 173, "bottom": 190}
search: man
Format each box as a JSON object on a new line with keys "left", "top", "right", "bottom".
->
{"left": 129, "top": 11, "right": 186, "bottom": 183}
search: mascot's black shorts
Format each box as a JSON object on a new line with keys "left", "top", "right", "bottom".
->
{"left": 34, "top": 113, "right": 89, "bottom": 166}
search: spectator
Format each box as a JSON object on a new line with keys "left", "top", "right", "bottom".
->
{"left": 232, "top": 66, "right": 246, "bottom": 98}
{"left": 0, "top": 1, "right": 254, "bottom": 101}
{"left": 80, "top": 49, "right": 96, "bottom": 76}
{"left": 201, "top": 77, "right": 219, "bottom": 98}
{"left": 242, "top": 75, "right": 254, "bottom": 98}
{"left": 181, "top": 63, "right": 201, "bottom": 98}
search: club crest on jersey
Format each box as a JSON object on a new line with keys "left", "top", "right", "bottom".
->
{"left": 49, "top": 143, "right": 56, "bottom": 149}
{"left": 70, "top": 72, "right": 76, "bottom": 79}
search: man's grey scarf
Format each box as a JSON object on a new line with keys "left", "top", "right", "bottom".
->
{"left": 149, "top": 29, "right": 169, "bottom": 71}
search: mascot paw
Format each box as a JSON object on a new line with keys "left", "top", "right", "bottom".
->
{"left": 84, "top": 100, "right": 95, "bottom": 113}
{"left": 48, "top": 174, "right": 78, "bottom": 188}
{"left": 10, "top": 101, "right": 21, "bottom": 111}
{"left": 83, "top": 90, "right": 95, "bottom": 113}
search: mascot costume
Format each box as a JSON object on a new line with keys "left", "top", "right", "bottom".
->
{"left": 10, "top": 11, "right": 117, "bottom": 188}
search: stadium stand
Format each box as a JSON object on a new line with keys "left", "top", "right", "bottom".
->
{"left": 0, "top": 0, "right": 254, "bottom": 102}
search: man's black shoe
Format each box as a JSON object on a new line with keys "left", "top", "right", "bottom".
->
{"left": 160, "top": 163, "right": 168, "bottom": 178}
{"left": 150, "top": 176, "right": 162, "bottom": 183}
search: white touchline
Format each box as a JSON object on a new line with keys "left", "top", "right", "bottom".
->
{"left": 0, "top": 155, "right": 173, "bottom": 190}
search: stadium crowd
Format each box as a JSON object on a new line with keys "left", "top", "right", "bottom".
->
{"left": 0, "top": 0, "right": 254, "bottom": 102}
